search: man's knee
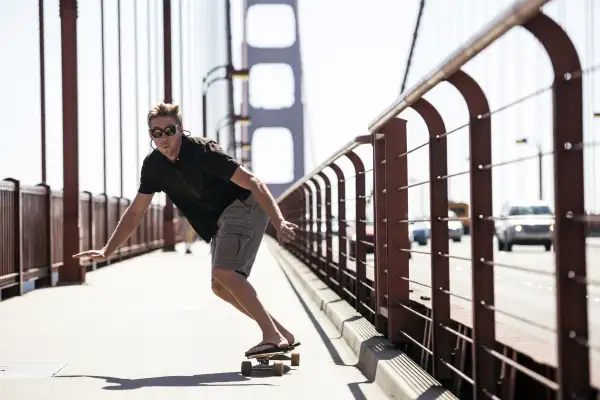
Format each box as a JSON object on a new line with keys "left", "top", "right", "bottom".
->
{"left": 211, "top": 277, "right": 228, "bottom": 298}
{"left": 212, "top": 267, "right": 241, "bottom": 288}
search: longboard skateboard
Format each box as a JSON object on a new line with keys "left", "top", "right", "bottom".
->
{"left": 241, "top": 346, "right": 300, "bottom": 377}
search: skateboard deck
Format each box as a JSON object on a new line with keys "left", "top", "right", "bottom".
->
{"left": 241, "top": 346, "right": 300, "bottom": 377}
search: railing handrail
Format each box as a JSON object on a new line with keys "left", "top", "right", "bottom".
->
{"left": 276, "top": 134, "right": 371, "bottom": 202}
{"left": 367, "top": 0, "right": 551, "bottom": 134}
{"left": 268, "top": 0, "right": 600, "bottom": 396}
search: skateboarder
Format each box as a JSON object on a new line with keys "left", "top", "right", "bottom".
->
{"left": 73, "top": 102, "right": 299, "bottom": 357}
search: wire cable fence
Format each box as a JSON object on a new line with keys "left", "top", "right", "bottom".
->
{"left": 271, "top": 1, "right": 599, "bottom": 399}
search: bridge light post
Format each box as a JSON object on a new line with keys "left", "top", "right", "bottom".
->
{"left": 516, "top": 137, "right": 543, "bottom": 201}
{"left": 59, "top": 0, "right": 84, "bottom": 283}
{"left": 201, "top": 65, "right": 249, "bottom": 138}
{"left": 38, "top": 0, "right": 47, "bottom": 184}
{"left": 214, "top": 114, "right": 251, "bottom": 153}
{"left": 162, "top": 0, "right": 176, "bottom": 251}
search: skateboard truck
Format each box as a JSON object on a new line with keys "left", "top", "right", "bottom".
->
{"left": 241, "top": 349, "right": 300, "bottom": 377}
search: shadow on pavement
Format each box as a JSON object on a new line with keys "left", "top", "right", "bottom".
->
{"left": 271, "top": 245, "right": 373, "bottom": 400}
{"left": 55, "top": 371, "right": 277, "bottom": 390}
{"left": 275, "top": 256, "right": 347, "bottom": 366}
{"left": 348, "top": 381, "right": 370, "bottom": 400}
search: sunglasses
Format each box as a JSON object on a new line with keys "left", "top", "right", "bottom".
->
{"left": 150, "top": 124, "right": 179, "bottom": 139}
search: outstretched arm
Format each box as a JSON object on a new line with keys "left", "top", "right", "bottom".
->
{"left": 73, "top": 192, "right": 154, "bottom": 260}
{"left": 103, "top": 192, "right": 154, "bottom": 254}
{"left": 230, "top": 166, "right": 297, "bottom": 244}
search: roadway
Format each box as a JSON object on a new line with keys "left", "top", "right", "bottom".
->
{"left": 0, "top": 242, "right": 390, "bottom": 400}
{"left": 322, "top": 236, "right": 600, "bottom": 379}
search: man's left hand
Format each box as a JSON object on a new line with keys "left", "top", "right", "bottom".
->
{"left": 277, "top": 220, "right": 298, "bottom": 245}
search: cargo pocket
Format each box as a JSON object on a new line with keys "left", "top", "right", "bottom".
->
{"left": 218, "top": 224, "right": 254, "bottom": 260}
{"left": 239, "top": 195, "right": 256, "bottom": 212}
{"left": 222, "top": 199, "right": 254, "bottom": 223}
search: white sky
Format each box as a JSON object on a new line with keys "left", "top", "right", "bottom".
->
{"left": 0, "top": 0, "right": 598, "bottom": 216}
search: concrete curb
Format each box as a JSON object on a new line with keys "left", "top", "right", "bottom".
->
{"left": 266, "top": 237, "right": 457, "bottom": 400}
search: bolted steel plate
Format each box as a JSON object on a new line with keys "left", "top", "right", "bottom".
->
{"left": 0, "top": 363, "right": 67, "bottom": 379}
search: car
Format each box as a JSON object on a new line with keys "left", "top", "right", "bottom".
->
{"left": 346, "top": 210, "right": 412, "bottom": 259}
{"left": 448, "top": 210, "right": 464, "bottom": 242}
{"left": 411, "top": 220, "right": 430, "bottom": 246}
{"left": 495, "top": 201, "right": 554, "bottom": 252}
{"left": 410, "top": 212, "right": 462, "bottom": 245}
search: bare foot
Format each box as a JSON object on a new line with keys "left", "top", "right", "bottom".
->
{"left": 274, "top": 324, "right": 295, "bottom": 345}
{"left": 263, "top": 334, "right": 288, "bottom": 348}
{"left": 283, "top": 332, "right": 295, "bottom": 345}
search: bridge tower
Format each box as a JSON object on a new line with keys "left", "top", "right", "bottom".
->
{"left": 240, "top": 0, "right": 305, "bottom": 198}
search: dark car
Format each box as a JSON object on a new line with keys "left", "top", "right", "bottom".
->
{"left": 411, "top": 220, "right": 430, "bottom": 246}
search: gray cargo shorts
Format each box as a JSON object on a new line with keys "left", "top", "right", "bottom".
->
{"left": 210, "top": 194, "right": 269, "bottom": 278}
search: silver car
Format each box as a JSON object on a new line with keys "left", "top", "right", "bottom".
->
{"left": 448, "top": 210, "right": 464, "bottom": 242}
{"left": 495, "top": 201, "right": 554, "bottom": 252}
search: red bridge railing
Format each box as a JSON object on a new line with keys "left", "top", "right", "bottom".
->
{"left": 270, "top": 0, "right": 599, "bottom": 398}
{"left": 0, "top": 0, "right": 192, "bottom": 300}
{"left": 0, "top": 178, "right": 184, "bottom": 301}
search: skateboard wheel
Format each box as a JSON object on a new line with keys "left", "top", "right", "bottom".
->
{"left": 273, "top": 361, "right": 284, "bottom": 376}
{"left": 291, "top": 352, "right": 300, "bottom": 367}
{"left": 241, "top": 361, "right": 252, "bottom": 376}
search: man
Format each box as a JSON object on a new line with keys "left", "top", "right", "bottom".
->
{"left": 73, "top": 103, "right": 299, "bottom": 358}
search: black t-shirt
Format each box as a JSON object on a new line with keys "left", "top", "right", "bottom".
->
{"left": 138, "top": 135, "right": 251, "bottom": 242}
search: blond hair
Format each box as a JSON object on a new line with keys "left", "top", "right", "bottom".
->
{"left": 147, "top": 102, "right": 182, "bottom": 127}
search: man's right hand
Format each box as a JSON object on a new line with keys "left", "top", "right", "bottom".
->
{"left": 70, "top": 193, "right": 151, "bottom": 263}
{"left": 276, "top": 220, "right": 298, "bottom": 245}
{"left": 72, "top": 248, "right": 109, "bottom": 261}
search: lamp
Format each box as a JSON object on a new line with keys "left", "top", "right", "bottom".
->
{"left": 201, "top": 64, "right": 250, "bottom": 137}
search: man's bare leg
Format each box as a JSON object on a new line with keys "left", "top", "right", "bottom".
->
{"left": 212, "top": 268, "right": 289, "bottom": 353}
{"left": 211, "top": 278, "right": 295, "bottom": 345}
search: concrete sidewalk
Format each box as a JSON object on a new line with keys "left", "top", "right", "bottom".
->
{"left": 0, "top": 241, "right": 388, "bottom": 399}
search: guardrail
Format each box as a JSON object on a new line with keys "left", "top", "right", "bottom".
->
{"left": 270, "top": 0, "right": 599, "bottom": 398}
{"left": 0, "top": 178, "right": 184, "bottom": 301}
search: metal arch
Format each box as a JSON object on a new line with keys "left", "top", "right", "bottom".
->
{"left": 281, "top": 186, "right": 307, "bottom": 258}
{"left": 343, "top": 152, "right": 366, "bottom": 183}
{"left": 522, "top": 12, "right": 588, "bottom": 399}
{"left": 317, "top": 171, "right": 334, "bottom": 286}
{"left": 445, "top": 68, "right": 496, "bottom": 399}
{"left": 377, "top": 117, "right": 410, "bottom": 345}
{"left": 446, "top": 70, "right": 490, "bottom": 121}
{"left": 302, "top": 181, "right": 316, "bottom": 269}
{"left": 280, "top": 188, "right": 306, "bottom": 256}
{"left": 316, "top": 171, "right": 331, "bottom": 189}
{"left": 410, "top": 98, "right": 451, "bottom": 384}
{"left": 343, "top": 151, "right": 367, "bottom": 312}
{"left": 372, "top": 131, "right": 388, "bottom": 334}
{"left": 327, "top": 162, "right": 348, "bottom": 297}
{"left": 522, "top": 12, "right": 582, "bottom": 76}
{"left": 309, "top": 176, "right": 324, "bottom": 273}
{"left": 298, "top": 185, "right": 310, "bottom": 259}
